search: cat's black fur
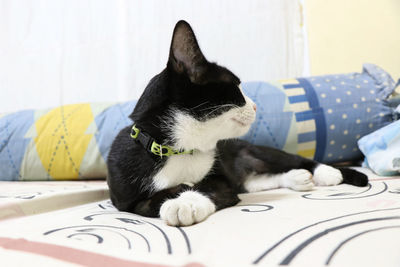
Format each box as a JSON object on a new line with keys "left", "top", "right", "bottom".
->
{"left": 107, "top": 21, "right": 368, "bottom": 225}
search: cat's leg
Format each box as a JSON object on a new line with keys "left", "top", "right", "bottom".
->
{"left": 243, "top": 164, "right": 368, "bottom": 193}
{"left": 243, "top": 163, "right": 368, "bottom": 193}
{"left": 134, "top": 185, "right": 217, "bottom": 226}
{"left": 133, "top": 184, "right": 193, "bottom": 218}
{"left": 159, "top": 190, "right": 217, "bottom": 226}
{"left": 312, "top": 164, "right": 343, "bottom": 186}
{"left": 243, "top": 169, "right": 314, "bottom": 192}
{"left": 312, "top": 164, "right": 369, "bottom": 187}
{"left": 134, "top": 176, "right": 239, "bottom": 226}
{"left": 160, "top": 176, "right": 240, "bottom": 226}
{"left": 220, "top": 139, "right": 368, "bottom": 191}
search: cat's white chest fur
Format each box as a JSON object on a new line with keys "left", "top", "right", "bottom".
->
{"left": 152, "top": 150, "right": 216, "bottom": 190}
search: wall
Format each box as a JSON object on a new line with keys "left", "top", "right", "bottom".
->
{"left": 0, "top": 0, "right": 306, "bottom": 113}
{"left": 306, "top": 0, "right": 400, "bottom": 79}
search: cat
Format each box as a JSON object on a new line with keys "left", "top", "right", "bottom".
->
{"left": 107, "top": 20, "right": 368, "bottom": 226}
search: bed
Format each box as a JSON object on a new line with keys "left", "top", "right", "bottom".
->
{"left": 1, "top": 168, "right": 399, "bottom": 267}
{"left": 1, "top": 64, "right": 399, "bottom": 266}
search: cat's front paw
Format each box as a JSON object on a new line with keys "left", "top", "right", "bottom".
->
{"left": 160, "top": 191, "right": 216, "bottom": 226}
{"left": 313, "top": 164, "right": 343, "bottom": 186}
{"left": 282, "top": 169, "right": 314, "bottom": 191}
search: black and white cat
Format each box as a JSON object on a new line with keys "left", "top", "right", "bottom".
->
{"left": 107, "top": 21, "right": 368, "bottom": 226}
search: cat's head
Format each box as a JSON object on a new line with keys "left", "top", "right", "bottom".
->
{"left": 131, "top": 20, "right": 256, "bottom": 152}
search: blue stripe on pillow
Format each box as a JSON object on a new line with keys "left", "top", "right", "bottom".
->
{"left": 284, "top": 83, "right": 303, "bottom": 89}
{"left": 289, "top": 95, "right": 308, "bottom": 104}
{"left": 298, "top": 78, "right": 327, "bottom": 162}
{"left": 295, "top": 110, "right": 314, "bottom": 121}
{"left": 298, "top": 131, "right": 316, "bottom": 143}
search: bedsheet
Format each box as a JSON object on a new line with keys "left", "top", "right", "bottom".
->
{"left": 0, "top": 169, "right": 399, "bottom": 267}
{"left": 0, "top": 181, "right": 108, "bottom": 221}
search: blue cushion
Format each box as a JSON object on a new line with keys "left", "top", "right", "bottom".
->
{"left": 241, "top": 63, "right": 398, "bottom": 163}
{"left": 0, "top": 64, "right": 397, "bottom": 180}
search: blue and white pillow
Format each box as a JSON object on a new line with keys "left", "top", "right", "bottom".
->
{"left": 0, "top": 64, "right": 398, "bottom": 181}
{"left": 241, "top": 63, "right": 398, "bottom": 163}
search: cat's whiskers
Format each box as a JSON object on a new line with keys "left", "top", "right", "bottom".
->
{"left": 197, "top": 103, "right": 239, "bottom": 112}
{"left": 190, "top": 101, "right": 210, "bottom": 110}
{"left": 202, "top": 104, "right": 240, "bottom": 119}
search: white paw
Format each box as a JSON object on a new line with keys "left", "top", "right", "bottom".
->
{"left": 282, "top": 169, "right": 314, "bottom": 191}
{"left": 160, "top": 191, "right": 216, "bottom": 226}
{"left": 313, "top": 164, "right": 343, "bottom": 186}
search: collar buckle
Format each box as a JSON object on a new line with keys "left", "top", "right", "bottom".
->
{"left": 130, "top": 125, "right": 140, "bottom": 139}
{"left": 151, "top": 142, "right": 172, "bottom": 157}
{"left": 130, "top": 124, "right": 195, "bottom": 157}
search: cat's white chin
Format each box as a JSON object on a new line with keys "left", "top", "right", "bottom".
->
{"left": 231, "top": 118, "right": 250, "bottom": 127}
{"left": 171, "top": 94, "right": 256, "bottom": 151}
{"left": 232, "top": 122, "right": 253, "bottom": 138}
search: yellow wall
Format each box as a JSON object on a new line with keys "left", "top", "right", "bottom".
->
{"left": 306, "top": 0, "right": 400, "bottom": 80}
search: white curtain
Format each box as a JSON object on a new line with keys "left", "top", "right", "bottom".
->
{"left": 0, "top": 0, "right": 308, "bottom": 113}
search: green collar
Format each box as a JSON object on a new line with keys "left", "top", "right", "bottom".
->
{"left": 130, "top": 125, "right": 195, "bottom": 157}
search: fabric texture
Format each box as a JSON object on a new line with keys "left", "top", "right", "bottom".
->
{"left": 0, "top": 0, "right": 307, "bottom": 114}
{"left": 0, "top": 101, "right": 136, "bottom": 181}
{"left": 0, "top": 169, "right": 399, "bottom": 266}
{"left": 243, "top": 63, "right": 398, "bottom": 164}
{"left": 358, "top": 118, "right": 400, "bottom": 176}
{"left": 0, "top": 181, "right": 108, "bottom": 221}
{"left": 0, "top": 64, "right": 397, "bottom": 181}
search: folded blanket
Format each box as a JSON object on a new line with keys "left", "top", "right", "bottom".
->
{"left": 358, "top": 109, "right": 400, "bottom": 176}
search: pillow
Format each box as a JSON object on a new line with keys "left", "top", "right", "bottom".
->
{"left": 241, "top": 63, "right": 398, "bottom": 163}
{"left": 0, "top": 102, "right": 136, "bottom": 181}
{"left": 0, "top": 64, "right": 397, "bottom": 180}
{"left": 358, "top": 116, "right": 400, "bottom": 176}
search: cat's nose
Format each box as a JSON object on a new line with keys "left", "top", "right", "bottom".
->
{"left": 253, "top": 103, "right": 257, "bottom": 112}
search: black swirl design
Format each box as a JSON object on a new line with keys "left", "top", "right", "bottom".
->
{"left": 0, "top": 185, "right": 94, "bottom": 200}
{"left": 280, "top": 216, "right": 400, "bottom": 265}
{"left": 67, "top": 232, "right": 104, "bottom": 244}
{"left": 302, "top": 182, "right": 387, "bottom": 200}
{"left": 326, "top": 225, "right": 400, "bottom": 264}
{"left": 237, "top": 204, "right": 274, "bottom": 213}
{"left": 115, "top": 218, "right": 145, "bottom": 225}
{"left": 83, "top": 212, "right": 191, "bottom": 254}
{"left": 0, "top": 192, "right": 42, "bottom": 199}
{"left": 176, "top": 227, "right": 192, "bottom": 254}
{"left": 98, "top": 200, "right": 115, "bottom": 210}
{"left": 44, "top": 225, "right": 150, "bottom": 252}
{"left": 389, "top": 188, "right": 400, "bottom": 194}
{"left": 253, "top": 207, "right": 400, "bottom": 265}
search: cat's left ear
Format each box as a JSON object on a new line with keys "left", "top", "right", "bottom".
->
{"left": 167, "top": 20, "right": 208, "bottom": 84}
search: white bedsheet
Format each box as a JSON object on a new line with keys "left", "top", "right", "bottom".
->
{"left": 0, "top": 168, "right": 399, "bottom": 267}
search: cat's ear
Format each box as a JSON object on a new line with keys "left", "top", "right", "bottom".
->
{"left": 168, "top": 20, "right": 208, "bottom": 84}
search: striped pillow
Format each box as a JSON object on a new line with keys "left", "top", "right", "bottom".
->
{"left": 241, "top": 64, "right": 398, "bottom": 163}
{"left": 1, "top": 64, "right": 397, "bottom": 181}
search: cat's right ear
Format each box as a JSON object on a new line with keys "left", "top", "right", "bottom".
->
{"left": 167, "top": 20, "right": 208, "bottom": 84}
